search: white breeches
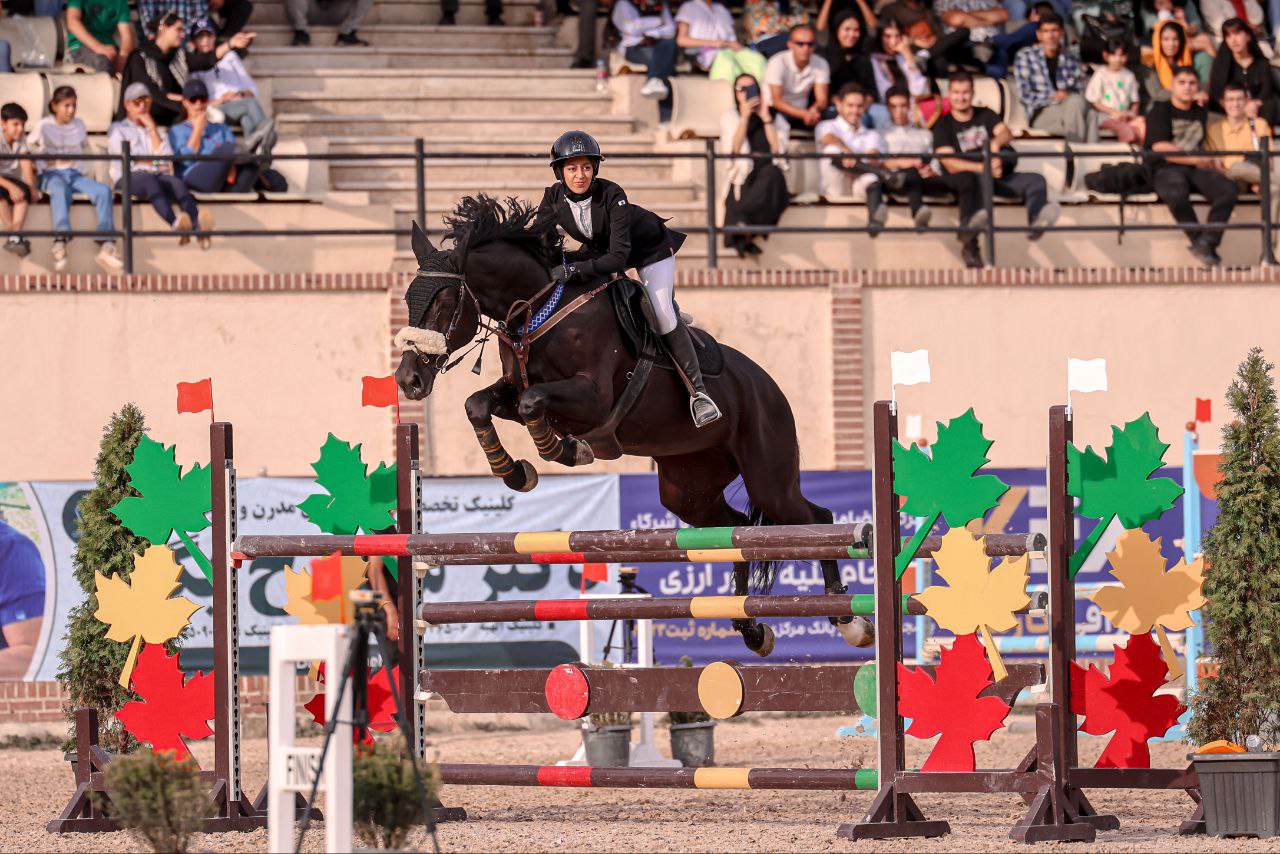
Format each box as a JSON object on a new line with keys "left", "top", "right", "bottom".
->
{"left": 638, "top": 254, "right": 679, "bottom": 334}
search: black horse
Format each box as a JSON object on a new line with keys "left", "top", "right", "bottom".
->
{"left": 395, "top": 195, "right": 870, "bottom": 655}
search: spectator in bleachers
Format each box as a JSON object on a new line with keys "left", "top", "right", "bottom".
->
{"left": 985, "top": 0, "right": 1051, "bottom": 80}
{"left": 207, "top": 0, "right": 254, "bottom": 40}
{"left": 864, "top": 19, "right": 930, "bottom": 128}
{"left": 1086, "top": 38, "right": 1145, "bottom": 144}
{"left": 816, "top": 0, "right": 877, "bottom": 37}
{"left": 880, "top": 85, "right": 950, "bottom": 228}
{"left": 824, "top": 12, "right": 873, "bottom": 97}
{"left": 935, "top": 0, "right": 1008, "bottom": 68}
{"left": 880, "top": 0, "right": 976, "bottom": 77}
{"left": 933, "top": 72, "right": 1058, "bottom": 268}
{"left": 440, "top": 0, "right": 503, "bottom": 26}
{"left": 720, "top": 73, "right": 789, "bottom": 257}
{"left": 764, "top": 25, "right": 831, "bottom": 131}
{"left": 742, "top": 0, "right": 810, "bottom": 58}
{"left": 1013, "top": 11, "right": 1098, "bottom": 142}
{"left": 30, "top": 85, "right": 124, "bottom": 271}
{"left": 137, "top": 0, "right": 208, "bottom": 38}
{"left": 568, "top": 0, "right": 599, "bottom": 68}
{"left": 288, "top": 0, "right": 371, "bottom": 45}
{"left": 0, "top": 37, "right": 10, "bottom": 73}
{"left": 120, "top": 12, "right": 254, "bottom": 125}
{"left": 64, "top": 0, "right": 134, "bottom": 73}
{"left": 1149, "top": 3, "right": 1216, "bottom": 78}
{"left": 1145, "top": 65, "right": 1237, "bottom": 267}
{"left": 612, "top": 0, "right": 678, "bottom": 100}
{"left": 1148, "top": 18, "right": 1212, "bottom": 104}
{"left": 1209, "top": 18, "right": 1280, "bottom": 126}
{"left": 675, "top": 0, "right": 765, "bottom": 82}
{"left": 1209, "top": 81, "right": 1272, "bottom": 191}
{"left": 816, "top": 83, "right": 895, "bottom": 233}
{"left": 4, "top": 0, "right": 66, "bottom": 14}
{"left": 109, "top": 82, "right": 211, "bottom": 247}
{"left": 190, "top": 17, "right": 275, "bottom": 154}
{"left": 1200, "top": 0, "right": 1267, "bottom": 41}
{"left": 0, "top": 102, "right": 35, "bottom": 257}
{"left": 169, "top": 79, "right": 261, "bottom": 193}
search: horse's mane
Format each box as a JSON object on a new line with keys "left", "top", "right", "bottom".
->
{"left": 443, "top": 194, "right": 561, "bottom": 269}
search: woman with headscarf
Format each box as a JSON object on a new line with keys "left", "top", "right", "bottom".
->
{"left": 720, "top": 73, "right": 789, "bottom": 259}
{"left": 1144, "top": 18, "right": 1209, "bottom": 105}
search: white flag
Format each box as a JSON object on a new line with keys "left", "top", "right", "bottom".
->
{"left": 1067, "top": 358, "right": 1108, "bottom": 394}
{"left": 891, "top": 349, "right": 931, "bottom": 388}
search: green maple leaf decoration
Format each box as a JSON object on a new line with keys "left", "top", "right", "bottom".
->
{"left": 893, "top": 409, "right": 1008, "bottom": 578}
{"left": 111, "top": 435, "right": 213, "bottom": 581}
{"left": 1066, "top": 412, "right": 1183, "bottom": 578}
{"left": 299, "top": 434, "right": 398, "bottom": 536}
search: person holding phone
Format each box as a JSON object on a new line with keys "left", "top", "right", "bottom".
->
{"left": 721, "top": 73, "right": 789, "bottom": 257}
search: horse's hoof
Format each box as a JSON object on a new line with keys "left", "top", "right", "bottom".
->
{"left": 503, "top": 460, "right": 539, "bottom": 493}
{"left": 571, "top": 438, "right": 595, "bottom": 467}
{"left": 837, "top": 616, "right": 875, "bottom": 648}
{"left": 744, "top": 623, "right": 775, "bottom": 657}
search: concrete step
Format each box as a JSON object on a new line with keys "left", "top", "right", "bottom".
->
{"left": 258, "top": 67, "right": 601, "bottom": 98}
{"left": 273, "top": 90, "right": 614, "bottom": 118}
{"left": 324, "top": 133, "right": 658, "bottom": 155}
{"left": 275, "top": 112, "right": 638, "bottom": 138}
{"left": 329, "top": 157, "right": 675, "bottom": 185}
{"left": 247, "top": 45, "right": 574, "bottom": 70}
{"left": 248, "top": 0, "right": 546, "bottom": 27}
{"left": 347, "top": 178, "right": 700, "bottom": 209}
{"left": 251, "top": 24, "right": 556, "bottom": 49}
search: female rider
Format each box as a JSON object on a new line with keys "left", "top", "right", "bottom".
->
{"left": 535, "top": 129, "right": 722, "bottom": 428}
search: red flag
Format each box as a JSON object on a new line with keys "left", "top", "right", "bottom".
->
{"left": 362, "top": 375, "right": 400, "bottom": 424}
{"left": 1195, "top": 398, "right": 1212, "bottom": 423}
{"left": 311, "top": 551, "right": 344, "bottom": 602}
{"left": 176, "top": 379, "right": 214, "bottom": 420}
{"left": 579, "top": 563, "right": 608, "bottom": 593}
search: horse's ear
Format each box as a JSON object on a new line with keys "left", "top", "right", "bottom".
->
{"left": 410, "top": 221, "right": 436, "bottom": 265}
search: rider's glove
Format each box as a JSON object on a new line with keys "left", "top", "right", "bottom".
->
{"left": 549, "top": 263, "right": 581, "bottom": 282}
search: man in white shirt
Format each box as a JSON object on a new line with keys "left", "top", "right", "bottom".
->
{"left": 764, "top": 25, "right": 830, "bottom": 131}
{"left": 816, "top": 83, "right": 893, "bottom": 234}
{"left": 878, "top": 86, "right": 951, "bottom": 229}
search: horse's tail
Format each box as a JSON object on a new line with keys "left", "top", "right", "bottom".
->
{"left": 744, "top": 501, "right": 778, "bottom": 596}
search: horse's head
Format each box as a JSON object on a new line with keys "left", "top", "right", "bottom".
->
{"left": 394, "top": 222, "right": 481, "bottom": 400}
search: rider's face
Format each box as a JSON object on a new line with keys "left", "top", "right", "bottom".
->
{"left": 562, "top": 157, "right": 595, "bottom": 194}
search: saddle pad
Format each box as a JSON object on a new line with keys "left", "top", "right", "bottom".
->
{"left": 607, "top": 278, "right": 726, "bottom": 378}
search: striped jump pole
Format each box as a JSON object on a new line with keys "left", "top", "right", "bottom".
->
{"left": 439, "top": 764, "right": 880, "bottom": 791}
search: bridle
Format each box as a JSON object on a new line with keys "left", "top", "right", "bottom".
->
{"left": 403, "top": 269, "right": 487, "bottom": 375}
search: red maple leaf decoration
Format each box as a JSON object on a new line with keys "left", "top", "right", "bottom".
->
{"left": 115, "top": 644, "right": 214, "bottom": 761}
{"left": 898, "top": 633, "right": 1012, "bottom": 772}
{"left": 1070, "top": 632, "right": 1184, "bottom": 768}
{"left": 303, "top": 663, "right": 401, "bottom": 745}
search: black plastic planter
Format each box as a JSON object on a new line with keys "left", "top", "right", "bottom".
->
{"left": 1192, "top": 752, "right": 1280, "bottom": 838}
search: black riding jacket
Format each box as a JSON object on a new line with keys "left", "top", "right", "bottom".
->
{"left": 534, "top": 178, "right": 686, "bottom": 279}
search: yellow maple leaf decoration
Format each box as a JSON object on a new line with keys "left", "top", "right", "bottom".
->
{"left": 916, "top": 528, "right": 1031, "bottom": 681}
{"left": 1091, "top": 529, "right": 1206, "bottom": 680}
{"left": 281, "top": 557, "right": 368, "bottom": 626}
{"left": 94, "top": 545, "right": 200, "bottom": 689}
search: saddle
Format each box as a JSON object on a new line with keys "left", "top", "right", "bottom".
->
{"left": 608, "top": 278, "right": 725, "bottom": 377}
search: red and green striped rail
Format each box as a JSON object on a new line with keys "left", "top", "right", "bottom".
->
{"left": 439, "top": 764, "right": 880, "bottom": 790}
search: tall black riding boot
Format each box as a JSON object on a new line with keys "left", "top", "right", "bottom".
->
{"left": 661, "top": 323, "right": 722, "bottom": 428}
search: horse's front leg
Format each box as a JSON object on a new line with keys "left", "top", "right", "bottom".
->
{"left": 465, "top": 379, "right": 539, "bottom": 492}
{"left": 517, "top": 376, "right": 603, "bottom": 468}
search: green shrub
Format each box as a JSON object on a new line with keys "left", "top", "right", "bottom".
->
{"left": 667, "top": 655, "right": 712, "bottom": 726}
{"left": 99, "top": 749, "right": 208, "bottom": 853}
{"left": 354, "top": 733, "right": 440, "bottom": 849}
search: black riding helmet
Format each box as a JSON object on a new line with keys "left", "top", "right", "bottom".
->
{"left": 549, "top": 130, "right": 604, "bottom": 182}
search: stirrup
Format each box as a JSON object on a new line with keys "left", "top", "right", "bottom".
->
{"left": 690, "top": 392, "right": 722, "bottom": 428}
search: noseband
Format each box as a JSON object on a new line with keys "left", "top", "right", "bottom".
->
{"left": 398, "top": 269, "right": 484, "bottom": 375}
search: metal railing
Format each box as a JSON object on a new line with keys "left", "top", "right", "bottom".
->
{"left": 2, "top": 138, "right": 1274, "bottom": 273}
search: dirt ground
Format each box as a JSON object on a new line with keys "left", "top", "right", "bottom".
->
{"left": 5, "top": 713, "right": 1277, "bottom": 853}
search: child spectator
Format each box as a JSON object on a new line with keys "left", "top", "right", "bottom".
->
{"left": 1086, "top": 39, "right": 1144, "bottom": 144}
{"left": 864, "top": 19, "right": 930, "bottom": 129}
{"left": 1208, "top": 82, "right": 1272, "bottom": 191}
{"left": 64, "top": 0, "right": 134, "bottom": 73}
{"left": 880, "top": 86, "right": 950, "bottom": 229}
{"left": 190, "top": 17, "right": 276, "bottom": 155}
{"left": 169, "top": 79, "right": 261, "bottom": 192}
{"left": 742, "top": 0, "right": 809, "bottom": 58}
{"left": 30, "top": 86, "right": 123, "bottom": 272}
{"left": 1013, "top": 11, "right": 1098, "bottom": 142}
{"left": 1209, "top": 18, "right": 1280, "bottom": 126}
{"left": 612, "top": 0, "right": 678, "bottom": 101}
{"left": 0, "top": 103, "right": 36, "bottom": 257}
{"left": 109, "top": 83, "right": 212, "bottom": 249}
{"left": 933, "top": 72, "right": 1058, "bottom": 268}
{"left": 676, "top": 0, "right": 766, "bottom": 82}
{"left": 1146, "top": 66, "right": 1237, "bottom": 268}
{"left": 765, "top": 25, "right": 831, "bottom": 131}
{"left": 816, "top": 83, "right": 895, "bottom": 234}
{"left": 720, "top": 73, "right": 789, "bottom": 257}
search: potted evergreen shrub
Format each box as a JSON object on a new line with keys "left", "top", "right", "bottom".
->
{"left": 98, "top": 749, "right": 209, "bottom": 853}
{"left": 354, "top": 733, "right": 441, "bottom": 850}
{"left": 667, "top": 656, "right": 715, "bottom": 767}
{"left": 1188, "top": 348, "right": 1280, "bottom": 839}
